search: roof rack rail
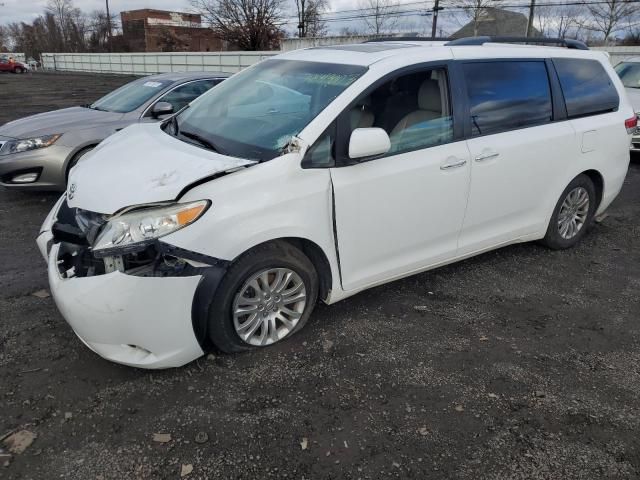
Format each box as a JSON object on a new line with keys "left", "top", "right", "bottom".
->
{"left": 445, "top": 36, "right": 589, "bottom": 50}
{"left": 365, "top": 37, "right": 452, "bottom": 43}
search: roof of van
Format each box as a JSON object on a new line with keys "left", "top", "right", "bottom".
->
{"left": 276, "top": 40, "right": 602, "bottom": 67}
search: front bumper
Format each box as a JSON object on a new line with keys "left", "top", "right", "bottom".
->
{"left": 45, "top": 242, "right": 205, "bottom": 368}
{"left": 38, "top": 205, "right": 209, "bottom": 369}
{"left": 0, "top": 144, "right": 74, "bottom": 190}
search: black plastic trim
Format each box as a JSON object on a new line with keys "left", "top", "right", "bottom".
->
{"left": 156, "top": 241, "right": 230, "bottom": 268}
{"left": 191, "top": 264, "right": 228, "bottom": 351}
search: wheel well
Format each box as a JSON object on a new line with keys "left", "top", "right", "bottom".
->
{"left": 241, "top": 238, "right": 333, "bottom": 302}
{"left": 65, "top": 145, "right": 97, "bottom": 180}
{"left": 581, "top": 169, "right": 604, "bottom": 210}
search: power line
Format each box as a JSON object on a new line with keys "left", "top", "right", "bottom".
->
{"left": 273, "top": 0, "right": 640, "bottom": 26}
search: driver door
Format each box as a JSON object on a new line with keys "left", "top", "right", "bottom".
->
{"left": 328, "top": 66, "right": 471, "bottom": 292}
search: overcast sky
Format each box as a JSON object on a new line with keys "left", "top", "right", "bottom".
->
{"left": 0, "top": 0, "right": 193, "bottom": 25}
{"left": 0, "top": 0, "right": 470, "bottom": 36}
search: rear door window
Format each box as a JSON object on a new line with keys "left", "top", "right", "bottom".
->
{"left": 462, "top": 61, "right": 553, "bottom": 137}
{"left": 553, "top": 58, "right": 619, "bottom": 118}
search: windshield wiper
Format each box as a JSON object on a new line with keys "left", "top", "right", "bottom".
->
{"left": 88, "top": 104, "right": 109, "bottom": 112}
{"left": 180, "top": 130, "right": 223, "bottom": 154}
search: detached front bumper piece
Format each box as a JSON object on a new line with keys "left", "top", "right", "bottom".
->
{"left": 47, "top": 243, "right": 205, "bottom": 368}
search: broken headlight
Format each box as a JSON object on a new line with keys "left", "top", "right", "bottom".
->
{"left": 92, "top": 200, "right": 210, "bottom": 254}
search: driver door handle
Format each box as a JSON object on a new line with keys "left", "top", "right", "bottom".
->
{"left": 440, "top": 158, "right": 467, "bottom": 170}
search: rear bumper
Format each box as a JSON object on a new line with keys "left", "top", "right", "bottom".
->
{"left": 0, "top": 144, "right": 73, "bottom": 190}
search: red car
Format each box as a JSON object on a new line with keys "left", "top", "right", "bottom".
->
{"left": 0, "top": 57, "right": 28, "bottom": 73}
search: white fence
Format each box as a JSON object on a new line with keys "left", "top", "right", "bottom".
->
{"left": 41, "top": 52, "right": 277, "bottom": 75}
{"left": 39, "top": 45, "right": 640, "bottom": 75}
{"left": 592, "top": 46, "right": 640, "bottom": 66}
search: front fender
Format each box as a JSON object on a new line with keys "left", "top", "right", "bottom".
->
{"left": 163, "top": 155, "right": 342, "bottom": 294}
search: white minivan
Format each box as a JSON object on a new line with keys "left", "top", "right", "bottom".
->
{"left": 38, "top": 38, "right": 635, "bottom": 368}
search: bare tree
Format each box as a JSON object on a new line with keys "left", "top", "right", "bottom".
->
{"left": 191, "top": 0, "right": 284, "bottom": 50}
{"left": 359, "top": 0, "right": 400, "bottom": 35}
{"left": 453, "top": 0, "right": 504, "bottom": 36}
{"left": 295, "top": 0, "right": 328, "bottom": 38}
{"left": 0, "top": 25, "right": 8, "bottom": 51}
{"left": 534, "top": 4, "right": 585, "bottom": 38}
{"left": 586, "top": 0, "right": 639, "bottom": 41}
{"left": 46, "top": 0, "right": 74, "bottom": 44}
{"left": 339, "top": 26, "right": 364, "bottom": 36}
{"left": 88, "top": 10, "right": 114, "bottom": 52}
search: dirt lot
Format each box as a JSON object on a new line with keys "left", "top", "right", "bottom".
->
{"left": 1, "top": 72, "right": 639, "bottom": 480}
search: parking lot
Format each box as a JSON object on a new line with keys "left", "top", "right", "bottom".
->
{"left": 1, "top": 72, "right": 639, "bottom": 479}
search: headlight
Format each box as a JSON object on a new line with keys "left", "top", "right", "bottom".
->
{"left": 92, "top": 200, "right": 210, "bottom": 253}
{"left": 0, "top": 134, "right": 61, "bottom": 155}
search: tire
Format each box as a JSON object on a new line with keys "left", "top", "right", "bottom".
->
{"left": 14, "top": 67, "right": 24, "bottom": 74}
{"left": 65, "top": 147, "right": 94, "bottom": 183}
{"left": 541, "top": 174, "right": 597, "bottom": 250}
{"left": 207, "top": 241, "right": 319, "bottom": 353}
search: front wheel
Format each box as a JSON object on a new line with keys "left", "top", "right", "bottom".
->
{"left": 541, "top": 174, "right": 597, "bottom": 250}
{"left": 207, "top": 241, "right": 319, "bottom": 353}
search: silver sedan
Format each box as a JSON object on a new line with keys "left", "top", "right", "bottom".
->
{"left": 0, "top": 71, "right": 229, "bottom": 190}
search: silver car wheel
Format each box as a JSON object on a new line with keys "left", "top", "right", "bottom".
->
{"left": 557, "top": 186, "right": 589, "bottom": 240}
{"left": 232, "top": 268, "right": 307, "bottom": 346}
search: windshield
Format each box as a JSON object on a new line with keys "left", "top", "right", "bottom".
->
{"left": 90, "top": 78, "right": 173, "bottom": 113}
{"left": 170, "top": 59, "right": 367, "bottom": 161}
{"left": 615, "top": 62, "right": 640, "bottom": 88}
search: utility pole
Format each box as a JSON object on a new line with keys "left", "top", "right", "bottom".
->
{"left": 105, "top": 0, "right": 113, "bottom": 52}
{"left": 431, "top": 0, "right": 443, "bottom": 39}
{"left": 525, "top": 0, "right": 536, "bottom": 37}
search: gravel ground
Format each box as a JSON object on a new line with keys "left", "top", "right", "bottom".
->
{"left": 1, "top": 72, "right": 639, "bottom": 480}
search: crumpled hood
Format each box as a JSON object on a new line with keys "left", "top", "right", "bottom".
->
{"left": 67, "top": 123, "right": 256, "bottom": 214}
{"left": 0, "top": 106, "right": 123, "bottom": 139}
{"left": 625, "top": 87, "right": 640, "bottom": 113}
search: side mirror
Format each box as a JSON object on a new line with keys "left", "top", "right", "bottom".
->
{"left": 151, "top": 101, "right": 174, "bottom": 119}
{"left": 348, "top": 128, "right": 391, "bottom": 160}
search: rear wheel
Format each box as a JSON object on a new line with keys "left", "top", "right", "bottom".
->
{"left": 14, "top": 67, "right": 24, "bottom": 74}
{"left": 542, "top": 174, "right": 597, "bottom": 250}
{"left": 207, "top": 241, "right": 318, "bottom": 353}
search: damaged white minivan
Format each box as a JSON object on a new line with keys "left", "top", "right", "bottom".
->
{"left": 38, "top": 38, "right": 634, "bottom": 368}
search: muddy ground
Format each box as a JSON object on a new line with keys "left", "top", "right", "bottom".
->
{"left": 1, "top": 72, "right": 639, "bottom": 479}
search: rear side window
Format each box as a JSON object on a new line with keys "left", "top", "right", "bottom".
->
{"left": 463, "top": 61, "right": 552, "bottom": 137}
{"left": 553, "top": 58, "right": 619, "bottom": 118}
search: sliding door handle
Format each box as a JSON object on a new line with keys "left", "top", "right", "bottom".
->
{"left": 475, "top": 151, "right": 500, "bottom": 162}
{"left": 440, "top": 158, "right": 467, "bottom": 170}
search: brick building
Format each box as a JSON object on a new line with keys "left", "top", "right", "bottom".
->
{"left": 120, "top": 9, "right": 228, "bottom": 52}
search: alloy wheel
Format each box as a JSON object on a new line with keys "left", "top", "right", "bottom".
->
{"left": 232, "top": 268, "right": 307, "bottom": 346}
{"left": 557, "top": 186, "right": 589, "bottom": 240}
